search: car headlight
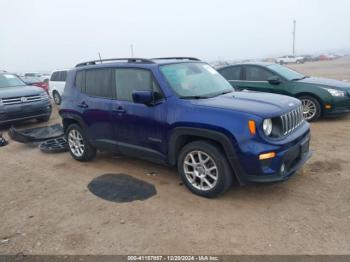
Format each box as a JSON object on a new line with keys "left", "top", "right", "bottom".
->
{"left": 324, "top": 88, "right": 346, "bottom": 97}
{"left": 40, "top": 92, "right": 49, "bottom": 99}
{"left": 263, "top": 118, "right": 273, "bottom": 136}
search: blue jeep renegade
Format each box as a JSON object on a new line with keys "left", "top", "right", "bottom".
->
{"left": 59, "top": 57, "right": 311, "bottom": 198}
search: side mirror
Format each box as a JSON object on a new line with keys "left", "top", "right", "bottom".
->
{"left": 268, "top": 76, "right": 281, "bottom": 85}
{"left": 132, "top": 90, "right": 153, "bottom": 105}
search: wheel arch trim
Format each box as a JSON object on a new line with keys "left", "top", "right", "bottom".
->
{"left": 168, "top": 127, "right": 246, "bottom": 185}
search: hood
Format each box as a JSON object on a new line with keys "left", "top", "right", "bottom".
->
{"left": 0, "top": 85, "right": 44, "bottom": 98}
{"left": 297, "top": 76, "right": 350, "bottom": 90}
{"left": 192, "top": 92, "right": 300, "bottom": 118}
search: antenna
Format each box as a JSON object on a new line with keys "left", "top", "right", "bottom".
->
{"left": 292, "top": 20, "right": 296, "bottom": 56}
{"left": 130, "top": 44, "right": 134, "bottom": 58}
{"left": 98, "top": 52, "right": 102, "bottom": 63}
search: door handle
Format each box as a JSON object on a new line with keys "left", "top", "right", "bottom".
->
{"left": 78, "top": 102, "right": 88, "bottom": 109}
{"left": 113, "top": 106, "right": 126, "bottom": 114}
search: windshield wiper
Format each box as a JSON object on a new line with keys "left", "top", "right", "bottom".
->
{"left": 291, "top": 76, "right": 308, "bottom": 81}
{"left": 179, "top": 95, "right": 210, "bottom": 99}
{"left": 220, "top": 90, "right": 234, "bottom": 95}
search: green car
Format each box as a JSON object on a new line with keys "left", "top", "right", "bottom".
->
{"left": 218, "top": 63, "right": 350, "bottom": 121}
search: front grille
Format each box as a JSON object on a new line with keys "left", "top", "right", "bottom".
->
{"left": 2, "top": 95, "right": 42, "bottom": 105}
{"left": 280, "top": 106, "right": 304, "bottom": 135}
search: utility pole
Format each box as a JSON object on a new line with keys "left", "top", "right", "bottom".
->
{"left": 130, "top": 44, "right": 134, "bottom": 57}
{"left": 292, "top": 20, "right": 296, "bottom": 56}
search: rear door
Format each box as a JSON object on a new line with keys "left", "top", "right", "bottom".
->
{"left": 75, "top": 68, "right": 117, "bottom": 150}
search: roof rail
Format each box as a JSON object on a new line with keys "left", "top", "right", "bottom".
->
{"left": 75, "top": 58, "right": 155, "bottom": 67}
{"left": 151, "top": 57, "right": 201, "bottom": 61}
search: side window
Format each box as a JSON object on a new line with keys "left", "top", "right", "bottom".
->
{"left": 85, "top": 69, "right": 114, "bottom": 98}
{"left": 245, "top": 66, "right": 274, "bottom": 81}
{"left": 50, "top": 72, "right": 58, "bottom": 81}
{"left": 75, "top": 71, "right": 85, "bottom": 91}
{"left": 115, "top": 68, "right": 161, "bottom": 102}
{"left": 219, "top": 66, "right": 241, "bottom": 80}
{"left": 60, "top": 71, "right": 67, "bottom": 82}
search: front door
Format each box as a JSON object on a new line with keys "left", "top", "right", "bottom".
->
{"left": 237, "top": 65, "right": 289, "bottom": 95}
{"left": 111, "top": 68, "right": 167, "bottom": 161}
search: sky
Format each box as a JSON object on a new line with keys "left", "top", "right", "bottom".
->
{"left": 1, "top": 0, "right": 350, "bottom": 72}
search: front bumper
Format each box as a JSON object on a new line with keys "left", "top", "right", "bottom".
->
{"left": 0, "top": 101, "right": 52, "bottom": 124}
{"left": 244, "top": 133, "right": 312, "bottom": 183}
{"left": 231, "top": 124, "right": 312, "bottom": 185}
{"left": 324, "top": 96, "right": 350, "bottom": 115}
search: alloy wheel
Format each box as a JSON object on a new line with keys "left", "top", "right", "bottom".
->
{"left": 301, "top": 98, "right": 317, "bottom": 120}
{"left": 183, "top": 150, "right": 218, "bottom": 191}
{"left": 68, "top": 129, "right": 85, "bottom": 157}
{"left": 53, "top": 92, "right": 61, "bottom": 105}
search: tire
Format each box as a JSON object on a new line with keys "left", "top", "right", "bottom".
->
{"left": 53, "top": 91, "right": 62, "bottom": 105}
{"left": 177, "top": 140, "right": 233, "bottom": 198}
{"left": 66, "top": 124, "right": 96, "bottom": 161}
{"left": 299, "top": 95, "right": 321, "bottom": 122}
{"left": 36, "top": 115, "right": 50, "bottom": 123}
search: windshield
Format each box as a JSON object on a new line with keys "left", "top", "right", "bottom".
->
{"left": 267, "top": 64, "right": 305, "bottom": 81}
{"left": 0, "top": 74, "right": 26, "bottom": 88}
{"left": 160, "top": 63, "right": 234, "bottom": 98}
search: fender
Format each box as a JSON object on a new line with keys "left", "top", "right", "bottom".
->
{"left": 60, "top": 111, "right": 87, "bottom": 132}
{"left": 167, "top": 127, "right": 247, "bottom": 185}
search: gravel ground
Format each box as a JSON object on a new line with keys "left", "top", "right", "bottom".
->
{"left": 0, "top": 58, "right": 350, "bottom": 255}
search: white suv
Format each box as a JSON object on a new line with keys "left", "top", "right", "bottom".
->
{"left": 275, "top": 55, "right": 304, "bottom": 65}
{"left": 49, "top": 70, "right": 67, "bottom": 105}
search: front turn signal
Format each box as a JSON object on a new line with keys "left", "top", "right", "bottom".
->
{"left": 259, "top": 152, "right": 276, "bottom": 160}
{"left": 248, "top": 120, "right": 256, "bottom": 135}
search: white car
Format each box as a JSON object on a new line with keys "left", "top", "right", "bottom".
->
{"left": 49, "top": 70, "right": 67, "bottom": 105}
{"left": 275, "top": 55, "right": 304, "bottom": 64}
{"left": 24, "top": 72, "right": 50, "bottom": 82}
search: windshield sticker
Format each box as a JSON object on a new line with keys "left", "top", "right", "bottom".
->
{"left": 4, "top": 74, "right": 16, "bottom": 79}
{"left": 203, "top": 65, "right": 218, "bottom": 75}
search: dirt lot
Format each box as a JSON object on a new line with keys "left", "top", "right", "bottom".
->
{"left": 1, "top": 58, "right": 350, "bottom": 255}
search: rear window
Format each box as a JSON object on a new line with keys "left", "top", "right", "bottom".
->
{"left": 50, "top": 72, "right": 59, "bottom": 81}
{"left": 60, "top": 71, "right": 67, "bottom": 81}
{"left": 85, "top": 69, "right": 114, "bottom": 98}
{"left": 51, "top": 71, "right": 67, "bottom": 82}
